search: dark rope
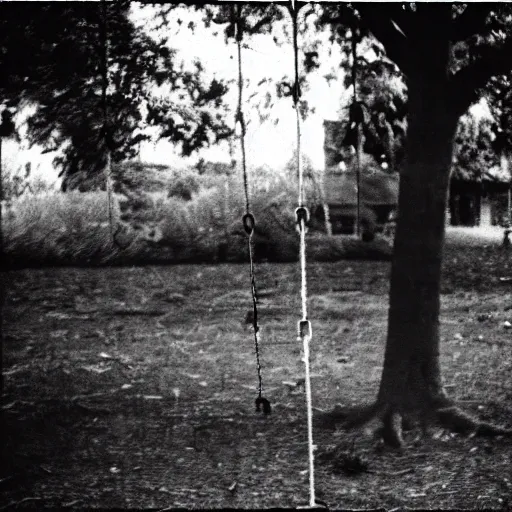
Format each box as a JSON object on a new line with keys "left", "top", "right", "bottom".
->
{"left": 291, "top": 3, "right": 304, "bottom": 207}
{"left": 235, "top": 8, "right": 250, "bottom": 215}
{"left": 234, "top": 4, "right": 267, "bottom": 412}
{"left": 351, "top": 26, "right": 362, "bottom": 238}
{"left": 100, "top": 0, "right": 116, "bottom": 242}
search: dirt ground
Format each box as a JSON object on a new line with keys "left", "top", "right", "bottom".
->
{"left": 2, "top": 227, "right": 512, "bottom": 509}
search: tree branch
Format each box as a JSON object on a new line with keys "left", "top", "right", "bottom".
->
{"left": 451, "top": 4, "right": 493, "bottom": 42}
{"left": 449, "top": 36, "right": 512, "bottom": 116}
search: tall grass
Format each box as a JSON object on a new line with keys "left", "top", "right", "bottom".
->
{"left": 2, "top": 167, "right": 392, "bottom": 267}
{"left": 4, "top": 192, "right": 121, "bottom": 266}
{"left": 2, "top": 177, "right": 301, "bottom": 266}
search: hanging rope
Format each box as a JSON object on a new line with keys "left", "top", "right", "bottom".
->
{"left": 234, "top": 4, "right": 270, "bottom": 415}
{"left": 289, "top": 2, "right": 319, "bottom": 508}
{"left": 100, "top": 0, "right": 115, "bottom": 241}
{"left": 99, "top": 1, "right": 135, "bottom": 252}
{"left": 351, "top": 26, "right": 362, "bottom": 239}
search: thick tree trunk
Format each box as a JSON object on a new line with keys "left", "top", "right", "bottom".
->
{"left": 377, "top": 74, "right": 460, "bottom": 419}
{"left": 317, "top": 5, "right": 512, "bottom": 448}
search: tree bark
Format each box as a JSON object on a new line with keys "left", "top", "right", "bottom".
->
{"left": 317, "top": 4, "right": 512, "bottom": 447}
{"left": 377, "top": 71, "right": 460, "bottom": 417}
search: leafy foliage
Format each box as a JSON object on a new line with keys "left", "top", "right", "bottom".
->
{"left": 198, "top": 3, "right": 286, "bottom": 42}
{"left": 167, "top": 174, "right": 200, "bottom": 201}
{"left": 484, "top": 73, "right": 512, "bottom": 156}
{"left": 311, "top": 5, "right": 407, "bottom": 169}
{"left": 283, "top": 150, "right": 323, "bottom": 205}
{"left": 452, "top": 114, "right": 500, "bottom": 182}
{"left": 353, "top": 61, "right": 407, "bottom": 168}
{"left": 1, "top": 162, "right": 51, "bottom": 201}
{"left": 0, "top": 2, "right": 232, "bottom": 190}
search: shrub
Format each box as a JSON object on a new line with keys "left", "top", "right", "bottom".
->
{"left": 3, "top": 166, "right": 393, "bottom": 268}
{"left": 167, "top": 173, "right": 200, "bottom": 201}
{"left": 4, "top": 192, "right": 118, "bottom": 266}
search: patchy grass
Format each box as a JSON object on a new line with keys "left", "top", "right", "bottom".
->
{"left": 2, "top": 231, "right": 512, "bottom": 509}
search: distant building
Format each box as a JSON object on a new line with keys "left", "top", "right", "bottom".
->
{"left": 321, "top": 120, "right": 398, "bottom": 237}
{"left": 324, "top": 120, "right": 512, "bottom": 230}
{"left": 449, "top": 153, "right": 511, "bottom": 227}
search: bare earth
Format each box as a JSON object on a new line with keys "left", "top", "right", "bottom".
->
{"left": 2, "top": 227, "right": 512, "bottom": 509}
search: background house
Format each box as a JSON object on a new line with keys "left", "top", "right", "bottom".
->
{"left": 324, "top": 120, "right": 512, "bottom": 230}
{"left": 321, "top": 120, "right": 398, "bottom": 236}
{"left": 449, "top": 154, "right": 511, "bottom": 227}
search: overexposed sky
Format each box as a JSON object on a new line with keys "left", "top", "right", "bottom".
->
{"left": 133, "top": 4, "right": 348, "bottom": 170}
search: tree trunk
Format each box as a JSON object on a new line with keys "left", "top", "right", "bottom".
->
{"left": 317, "top": 5, "right": 512, "bottom": 447}
{"left": 377, "top": 73, "right": 460, "bottom": 418}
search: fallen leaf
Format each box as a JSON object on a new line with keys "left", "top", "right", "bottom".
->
{"left": 183, "top": 373, "right": 201, "bottom": 379}
{"left": 50, "top": 330, "right": 69, "bottom": 338}
{"left": 81, "top": 365, "right": 111, "bottom": 374}
{"left": 62, "top": 500, "right": 81, "bottom": 507}
{"left": 46, "top": 312, "right": 72, "bottom": 320}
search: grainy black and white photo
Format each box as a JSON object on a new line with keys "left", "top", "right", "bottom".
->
{"left": 2, "top": 1, "right": 512, "bottom": 509}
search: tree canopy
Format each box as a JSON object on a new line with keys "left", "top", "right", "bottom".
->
{"left": 452, "top": 111, "right": 501, "bottom": 182}
{"left": 0, "top": 2, "right": 232, "bottom": 190}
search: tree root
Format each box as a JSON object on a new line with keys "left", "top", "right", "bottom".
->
{"left": 437, "top": 405, "right": 512, "bottom": 437}
{"left": 313, "top": 403, "right": 378, "bottom": 430}
{"left": 315, "top": 401, "right": 512, "bottom": 448}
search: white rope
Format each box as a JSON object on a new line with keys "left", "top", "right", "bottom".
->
{"left": 291, "top": 3, "right": 317, "bottom": 507}
{"left": 105, "top": 151, "right": 114, "bottom": 239}
{"left": 101, "top": 0, "right": 115, "bottom": 241}
{"left": 298, "top": 221, "right": 315, "bottom": 508}
{"left": 297, "top": 96, "right": 304, "bottom": 208}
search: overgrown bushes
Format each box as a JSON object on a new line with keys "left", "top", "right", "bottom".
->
{"left": 2, "top": 162, "right": 393, "bottom": 267}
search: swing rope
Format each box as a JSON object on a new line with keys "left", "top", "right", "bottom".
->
{"left": 99, "top": 0, "right": 135, "bottom": 252}
{"left": 351, "top": 24, "right": 362, "bottom": 239}
{"left": 234, "top": 5, "right": 270, "bottom": 415}
{"left": 100, "top": 0, "right": 115, "bottom": 241}
{"left": 290, "top": 2, "right": 318, "bottom": 508}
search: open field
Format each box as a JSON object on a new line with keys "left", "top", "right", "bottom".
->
{"left": 2, "top": 228, "right": 512, "bottom": 509}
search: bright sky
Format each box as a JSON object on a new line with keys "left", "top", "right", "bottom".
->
{"left": 133, "top": 4, "right": 348, "bottom": 171}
